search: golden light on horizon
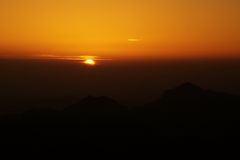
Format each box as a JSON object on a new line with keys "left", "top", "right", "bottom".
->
{"left": 84, "top": 59, "right": 96, "bottom": 65}
{"left": 0, "top": 0, "right": 239, "bottom": 60}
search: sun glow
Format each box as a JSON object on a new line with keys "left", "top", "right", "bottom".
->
{"left": 128, "top": 38, "right": 141, "bottom": 42}
{"left": 84, "top": 59, "right": 96, "bottom": 65}
{"left": 0, "top": 0, "right": 240, "bottom": 59}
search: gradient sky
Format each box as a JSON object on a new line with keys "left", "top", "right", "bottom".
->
{"left": 0, "top": 0, "right": 239, "bottom": 59}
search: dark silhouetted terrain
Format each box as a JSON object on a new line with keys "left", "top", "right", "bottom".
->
{"left": 0, "top": 83, "right": 240, "bottom": 152}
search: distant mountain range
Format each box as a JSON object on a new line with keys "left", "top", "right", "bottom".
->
{"left": 1, "top": 83, "right": 240, "bottom": 150}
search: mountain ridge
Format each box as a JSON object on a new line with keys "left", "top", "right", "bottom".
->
{"left": 0, "top": 82, "right": 240, "bottom": 146}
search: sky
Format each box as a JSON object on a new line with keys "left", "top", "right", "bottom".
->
{"left": 0, "top": 0, "right": 239, "bottom": 60}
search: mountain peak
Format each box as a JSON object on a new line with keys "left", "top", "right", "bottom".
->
{"left": 175, "top": 82, "right": 202, "bottom": 92}
{"left": 161, "top": 82, "right": 204, "bottom": 100}
{"left": 64, "top": 95, "right": 126, "bottom": 113}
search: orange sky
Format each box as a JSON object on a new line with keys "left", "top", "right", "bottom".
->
{"left": 0, "top": 0, "right": 239, "bottom": 60}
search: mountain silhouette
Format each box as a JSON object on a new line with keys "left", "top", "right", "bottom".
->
{"left": 147, "top": 82, "right": 240, "bottom": 113}
{"left": 0, "top": 82, "right": 240, "bottom": 149}
{"left": 170, "top": 82, "right": 203, "bottom": 92}
{"left": 65, "top": 95, "right": 127, "bottom": 114}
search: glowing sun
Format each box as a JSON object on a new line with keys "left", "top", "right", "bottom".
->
{"left": 84, "top": 59, "right": 96, "bottom": 65}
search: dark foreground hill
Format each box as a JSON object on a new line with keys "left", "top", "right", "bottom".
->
{"left": 0, "top": 83, "right": 240, "bottom": 152}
